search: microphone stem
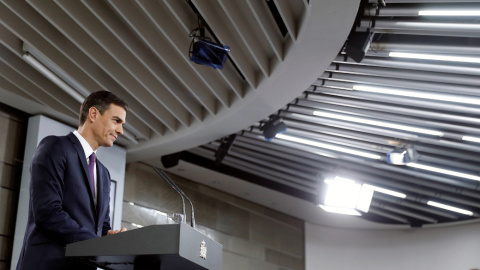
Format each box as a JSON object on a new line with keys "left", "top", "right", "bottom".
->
{"left": 152, "top": 166, "right": 186, "bottom": 223}
{"left": 159, "top": 171, "right": 196, "bottom": 229}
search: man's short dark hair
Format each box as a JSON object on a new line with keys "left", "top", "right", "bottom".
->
{"left": 79, "top": 90, "right": 128, "bottom": 126}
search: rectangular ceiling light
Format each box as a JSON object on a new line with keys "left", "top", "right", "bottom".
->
{"left": 407, "top": 163, "right": 480, "bottom": 182}
{"left": 23, "top": 53, "right": 85, "bottom": 103}
{"left": 353, "top": 84, "right": 480, "bottom": 106}
{"left": 313, "top": 110, "right": 444, "bottom": 137}
{"left": 275, "top": 134, "right": 382, "bottom": 159}
{"left": 419, "top": 10, "right": 480, "bottom": 16}
{"left": 324, "top": 177, "right": 362, "bottom": 209}
{"left": 322, "top": 177, "right": 374, "bottom": 214}
{"left": 364, "top": 184, "right": 406, "bottom": 199}
{"left": 462, "top": 136, "right": 480, "bottom": 143}
{"left": 389, "top": 52, "right": 480, "bottom": 64}
{"left": 427, "top": 201, "right": 473, "bottom": 216}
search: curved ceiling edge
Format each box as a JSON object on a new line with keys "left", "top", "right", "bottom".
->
{"left": 127, "top": 0, "right": 361, "bottom": 162}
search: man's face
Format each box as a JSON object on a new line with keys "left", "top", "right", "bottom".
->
{"left": 92, "top": 104, "right": 126, "bottom": 148}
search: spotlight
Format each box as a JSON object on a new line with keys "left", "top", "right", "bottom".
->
{"left": 344, "top": 28, "right": 374, "bottom": 63}
{"left": 386, "top": 147, "right": 418, "bottom": 165}
{"left": 161, "top": 153, "right": 181, "bottom": 169}
{"left": 189, "top": 16, "right": 230, "bottom": 69}
{"left": 260, "top": 117, "right": 287, "bottom": 141}
{"left": 318, "top": 176, "right": 374, "bottom": 215}
{"left": 214, "top": 134, "right": 236, "bottom": 166}
{"left": 190, "top": 39, "right": 230, "bottom": 69}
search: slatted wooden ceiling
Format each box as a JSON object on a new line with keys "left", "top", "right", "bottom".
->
{"left": 0, "top": 0, "right": 357, "bottom": 160}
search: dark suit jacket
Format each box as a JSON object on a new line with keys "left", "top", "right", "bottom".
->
{"left": 17, "top": 132, "right": 112, "bottom": 270}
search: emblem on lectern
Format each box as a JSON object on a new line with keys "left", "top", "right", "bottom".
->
{"left": 200, "top": 240, "right": 207, "bottom": 259}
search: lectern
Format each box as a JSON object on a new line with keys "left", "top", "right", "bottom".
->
{"left": 65, "top": 223, "right": 222, "bottom": 270}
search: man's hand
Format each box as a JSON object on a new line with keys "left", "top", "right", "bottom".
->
{"left": 107, "top": 227, "right": 127, "bottom": 235}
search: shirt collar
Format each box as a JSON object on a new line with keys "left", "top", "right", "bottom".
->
{"left": 73, "top": 130, "right": 96, "bottom": 159}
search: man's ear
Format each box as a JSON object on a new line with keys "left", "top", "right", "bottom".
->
{"left": 88, "top": 107, "right": 98, "bottom": 123}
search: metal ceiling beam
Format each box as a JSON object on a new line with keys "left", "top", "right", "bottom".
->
{"left": 296, "top": 96, "right": 480, "bottom": 126}
{"left": 374, "top": 194, "right": 459, "bottom": 220}
{"left": 364, "top": 3, "right": 480, "bottom": 16}
{"left": 328, "top": 62, "right": 480, "bottom": 87}
{"left": 334, "top": 55, "right": 480, "bottom": 76}
{"left": 290, "top": 103, "right": 480, "bottom": 137}
{"left": 314, "top": 85, "right": 480, "bottom": 116}
{"left": 370, "top": 201, "right": 438, "bottom": 223}
{"left": 324, "top": 72, "right": 480, "bottom": 97}
{"left": 370, "top": 42, "right": 480, "bottom": 56}
{"left": 368, "top": 207, "right": 410, "bottom": 224}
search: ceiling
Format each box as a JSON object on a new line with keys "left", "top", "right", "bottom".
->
{"left": 1, "top": 0, "right": 480, "bottom": 229}
{"left": 177, "top": 0, "right": 480, "bottom": 228}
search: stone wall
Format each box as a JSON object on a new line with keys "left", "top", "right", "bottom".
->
{"left": 0, "top": 104, "right": 28, "bottom": 270}
{"left": 123, "top": 162, "right": 305, "bottom": 270}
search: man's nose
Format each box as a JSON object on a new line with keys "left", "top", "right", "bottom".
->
{"left": 117, "top": 125, "right": 124, "bottom": 135}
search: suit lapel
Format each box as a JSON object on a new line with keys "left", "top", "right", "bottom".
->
{"left": 67, "top": 133, "right": 96, "bottom": 208}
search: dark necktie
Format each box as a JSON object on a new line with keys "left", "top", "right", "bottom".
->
{"left": 88, "top": 152, "right": 95, "bottom": 195}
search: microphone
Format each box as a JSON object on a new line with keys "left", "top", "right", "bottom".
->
{"left": 152, "top": 167, "right": 196, "bottom": 229}
{"left": 159, "top": 170, "right": 196, "bottom": 229}
{"left": 152, "top": 166, "right": 186, "bottom": 224}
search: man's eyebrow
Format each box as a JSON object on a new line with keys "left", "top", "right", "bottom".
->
{"left": 112, "top": 116, "right": 125, "bottom": 123}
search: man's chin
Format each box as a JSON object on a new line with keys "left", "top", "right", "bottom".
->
{"left": 101, "top": 141, "right": 114, "bottom": 147}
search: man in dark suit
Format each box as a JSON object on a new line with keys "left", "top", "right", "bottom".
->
{"left": 17, "top": 90, "right": 128, "bottom": 270}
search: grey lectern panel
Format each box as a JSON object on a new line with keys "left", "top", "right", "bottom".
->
{"left": 65, "top": 223, "right": 222, "bottom": 270}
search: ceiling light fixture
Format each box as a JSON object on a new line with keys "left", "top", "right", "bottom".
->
{"left": 427, "top": 201, "right": 473, "bottom": 216}
{"left": 394, "top": 22, "right": 480, "bottom": 30}
{"left": 23, "top": 53, "right": 85, "bottom": 103}
{"left": 324, "top": 177, "right": 362, "bottom": 209}
{"left": 23, "top": 52, "right": 138, "bottom": 144}
{"left": 419, "top": 10, "right": 480, "bottom": 16}
{"left": 261, "top": 116, "right": 287, "bottom": 141}
{"left": 389, "top": 52, "right": 480, "bottom": 64}
{"left": 353, "top": 84, "right": 480, "bottom": 106}
{"left": 313, "top": 110, "right": 444, "bottom": 136}
{"left": 407, "top": 163, "right": 480, "bottom": 182}
{"left": 189, "top": 16, "right": 230, "bottom": 69}
{"left": 276, "top": 134, "right": 382, "bottom": 159}
{"left": 319, "top": 177, "right": 374, "bottom": 215}
{"left": 462, "top": 136, "right": 480, "bottom": 143}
